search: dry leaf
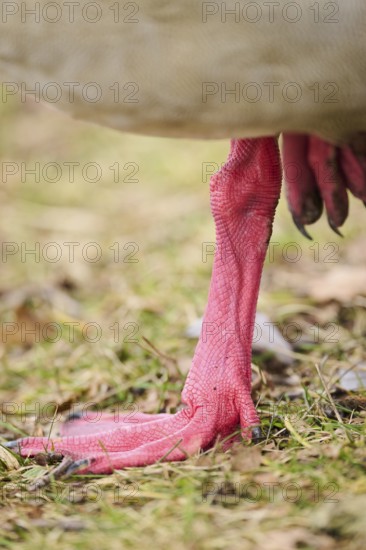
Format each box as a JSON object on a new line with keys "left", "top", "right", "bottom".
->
{"left": 306, "top": 266, "right": 366, "bottom": 303}
{"left": 0, "top": 445, "right": 20, "bottom": 470}
{"left": 337, "top": 364, "right": 366, "bottom": 391}
{"left": 230, "top": 445, "right": 262, "bottom": 471}
{"left": 259, "top": 528, "right": 334, "bottom": 550}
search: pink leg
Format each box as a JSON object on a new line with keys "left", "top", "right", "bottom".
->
{"left": 60, "top": 412, "right": 171, "bottom": 436}
{"left": 6, "top": 138, "right": 282, "bottom": 474}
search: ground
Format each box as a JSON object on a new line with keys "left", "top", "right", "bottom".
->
{"left": 0, "top": 97, "right": 365, "bottom": 549}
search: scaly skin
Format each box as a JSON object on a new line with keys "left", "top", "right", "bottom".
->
{"left": 7, "top": 133, "right": 366, "bottom": 474}
{"left": 7, "top": 137, "right": 282, "bottom": 474}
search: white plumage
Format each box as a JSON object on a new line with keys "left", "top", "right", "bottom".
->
{"left": 1, "top": 0, "right": 365, "bottom": 142}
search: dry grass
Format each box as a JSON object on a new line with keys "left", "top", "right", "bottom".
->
{"left": 0, "top": 95, "right": 365, "bottom": 549}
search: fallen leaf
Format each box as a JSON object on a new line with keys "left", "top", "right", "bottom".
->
{"left": 0, "top": 445, "right": 20, "bottom": 470}
{"left": 337, "top": 363, "right": 366, "bottom": 391}
{"left": 306, "top": 266, "right": 366, "bottom": 303}
{"left": 230, "top": 445, "right": 262, "bottom": 471}
{"left": 259, "top": 528, "right": 334, "bottom": 550}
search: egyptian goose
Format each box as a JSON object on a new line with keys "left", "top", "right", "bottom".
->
{"left": 3, "top": 0, "right": 366, "bottom": 475}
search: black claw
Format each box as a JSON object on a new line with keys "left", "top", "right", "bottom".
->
{"left": 328, "top": 219, "right": 344, "bottom": 237}
{"left": 252, "top": 426, "right": 264, "bottom": 441}
{"left": 65, "top": 411, "right": 84, "bottom": 422}
{"left": 292, "top": 215, "right": 313, "bottom": 240}
{"left": 3, "top": 440, "right": 21, "bottom": 449}
{"left": 64, "top": 458, "right": 92, "bottom": 477}
{"left": 28, "top": 456, "right": 74, "bottom": 492}
{"left": 363, "top": 201, "right": 366, "bottom": 208}
{"left": 27, "top": 456, "right": 91, "bottom": 492}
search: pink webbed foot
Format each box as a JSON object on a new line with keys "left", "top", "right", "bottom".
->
{"left": 5, "top": 137, "right": 282, "bottom": 475}
{"left": 6, "top": 394, "right": 259, "bottom": 474}
{"left": 283, "top": 133, "right": 366, "bottom": 237}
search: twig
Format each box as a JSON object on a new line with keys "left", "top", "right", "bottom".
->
{"left": 315, "top": 357, "right": 344, "bottom": 425}
{"left": 315, "top": 357, "right": 354, "bottom": 443}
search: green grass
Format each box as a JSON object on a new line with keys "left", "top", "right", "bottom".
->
{"left": 0, "top": 96, "right": 365, "bottom": 549}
